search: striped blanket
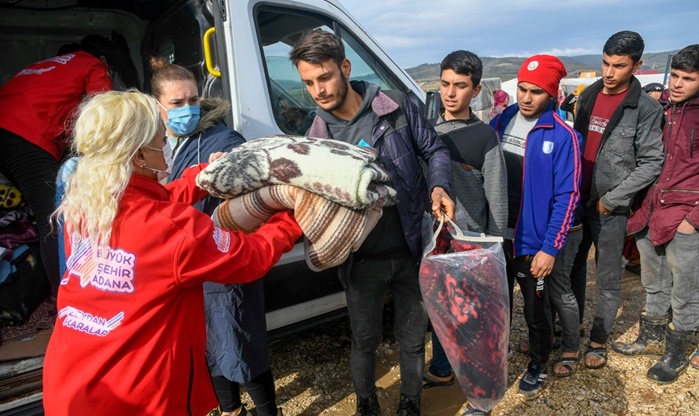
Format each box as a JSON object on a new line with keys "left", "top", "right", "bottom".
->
{"left": 196, "top": 135, "right": 397, "bottom": 209}
{"left": 213, "top": 185, "right": 382, "bottom": 271}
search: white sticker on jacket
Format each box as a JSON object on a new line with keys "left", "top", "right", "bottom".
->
{"left": 65, "top": 237, "right": 136, "bottom": 293}
{"left": 213, "top": 227, "right": 231, "bottom": 253}
{"left": 58, "top": 306, "right": 124, "bottom": 337}
{"left": 542, "top": 141, "right": 554, "bottom": 154}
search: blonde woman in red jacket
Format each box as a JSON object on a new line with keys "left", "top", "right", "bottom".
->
{"left": 43, "top": 90, "right": 302, "bottom": 415}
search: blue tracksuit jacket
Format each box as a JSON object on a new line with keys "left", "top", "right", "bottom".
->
{"left": 490, "top": 104, "right": 582, "bottom": 257}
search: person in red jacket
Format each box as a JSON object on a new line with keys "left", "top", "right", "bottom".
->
{"left": 613, "top": 44, "right": 699, "bottom": 384}
{"left": 43, "top": 90, "right": 302, "bottom": 415}
{"left": 0, "top": 32, "right": 139, "bottom": 296}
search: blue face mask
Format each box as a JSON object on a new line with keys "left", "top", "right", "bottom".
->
{"left": 164, "top": 105, "right": 200, "bottom": 137}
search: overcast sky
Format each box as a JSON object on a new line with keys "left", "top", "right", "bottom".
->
{"left": 338, "top": 0, "right": 699, "bottom": 68}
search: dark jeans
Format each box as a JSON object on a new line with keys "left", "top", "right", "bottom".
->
{"left": 547, "top": 227, "right": 583, "bottom": 353}
{"left": 505, "top": 242, "right": 553, "bottom": 366}
{"left": 428, "top": 330, "right": 452, "bottom": 378}
{"left": 211, "top": 369, "right": 277, "bottom": 415}
{"left": 570, "top": 204, "right": 627, "bottom": 345}
{"left": 570, "top": 223, "right": 592, "bottom": 325}
{"left": 346, "top": 256, "right": 428, "bottom": 400}
{"left": 0, "top": 129, "right": 59, "bottom": 295}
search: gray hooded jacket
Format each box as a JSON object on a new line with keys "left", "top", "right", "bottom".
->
{"left": 574, "top": 76, "right": 664, "bottom": 213}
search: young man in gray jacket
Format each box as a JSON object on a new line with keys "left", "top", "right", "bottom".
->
{"left": 570, "top": 30, "right": 664, "bottom": 370}
{"left": 290, "top": 30, "right": 455, "bottom": 416}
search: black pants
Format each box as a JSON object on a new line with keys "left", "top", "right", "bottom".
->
{"left": 0, "top": 129, "right": 60, "bottom": 295}
{"left": 570, "top": 222, "right": 591, "bottom": 325}
{"left": 211, "top": 369, "right": 277, "bottom": 415}
{"left": 505, "top": 241, "right": 553, "bottom": 366}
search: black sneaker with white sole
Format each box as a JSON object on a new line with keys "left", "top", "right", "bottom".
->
{"left": 462, "top": 403, "right": 491, "bottom": 415}
{"left": 518, "top": 362, "right": 547, "bottom": 399}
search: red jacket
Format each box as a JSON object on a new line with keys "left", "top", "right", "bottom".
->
{"left": 628, "top": 92, "right": 699, "bottom": 244}
{"left": 43, "top": 166, "right": 302, "bottom": 416}
{"left": 0, "top": 51, "right": 112, "bottom": 159}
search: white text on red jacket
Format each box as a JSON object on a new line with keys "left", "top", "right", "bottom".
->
{"left": 58, "top": 306, "right": 124, "bottom": 337}
{"left": 64, "top": 236, "right": 136, "bottom": 293}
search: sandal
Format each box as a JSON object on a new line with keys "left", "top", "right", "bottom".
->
{"left": 422, "top": 370, "right": 454, "bottom": 389}
{"left": 207, "top": 406, "right": 248, "bottom": 416}
{"left": 553, "top": 353, "right": 580, "bottom": 378}
{"left": 691, "top": 348, "right": 699, "bottom": 370}
{"left": 585, "top": 346, "right": 608, "bottom": 370}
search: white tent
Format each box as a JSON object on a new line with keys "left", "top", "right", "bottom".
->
{"left": 501, "top": 73, "right": 668, "bottom": 104}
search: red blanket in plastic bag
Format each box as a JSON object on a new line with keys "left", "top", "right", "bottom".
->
{"left": 419, "top": 213, "right": 509, "bottom": 412}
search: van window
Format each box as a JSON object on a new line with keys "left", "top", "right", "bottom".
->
{"left": 255, "top": 7, "right": 404, "bottom": 135}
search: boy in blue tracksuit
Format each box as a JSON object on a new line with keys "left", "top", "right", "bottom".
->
{"left": 490, "top": 55, "right": 582, "bottom": 398}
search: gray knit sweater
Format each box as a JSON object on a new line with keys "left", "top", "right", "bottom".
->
{"left": 433, "top": 111, "right": 508, "bottom": 237}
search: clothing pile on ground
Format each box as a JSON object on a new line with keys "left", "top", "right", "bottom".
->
{"left": 197, "top": 135, "right": 397, "bottom": 270}
{"left": 0, "top": 174, "right": 52, "bottom": 343}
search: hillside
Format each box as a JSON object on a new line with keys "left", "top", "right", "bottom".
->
{"left": 408, "top": 51, "right": 677, "bottom": 91}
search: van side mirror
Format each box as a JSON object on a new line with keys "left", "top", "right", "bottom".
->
{"left": 425, "top": 91, "right": 441, "bottom": 121}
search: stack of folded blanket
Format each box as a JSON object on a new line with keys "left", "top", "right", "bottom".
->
{"left": 196, "top": 135, "right": 397, "bottom": 271}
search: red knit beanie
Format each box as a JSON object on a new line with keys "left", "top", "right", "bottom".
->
{"left": 517, "top": 55, "right": 567, "bottom": 98}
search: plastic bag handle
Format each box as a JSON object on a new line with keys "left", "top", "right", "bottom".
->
{"left": 437, "top": 212, "right": 504, "bottom": 243}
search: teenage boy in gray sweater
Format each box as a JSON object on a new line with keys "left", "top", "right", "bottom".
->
{"left": 425, "top": 50, "right": 507, "bottom": 416}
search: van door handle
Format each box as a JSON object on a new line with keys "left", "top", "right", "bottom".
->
{"left": 203, "top": 27, "right": 221, "bottom": 77}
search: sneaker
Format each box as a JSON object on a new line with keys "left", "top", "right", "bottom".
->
{"left": 462, "top": 402, "right": 491, "bottom": 415}
{"left": 518, "top": 362, "right": 547, "bottom": 399}
{"left": 356, "top": 393, "right": 380, "bottom": 416}
{"left": 396, "top": 393, "right": 420, "bottom": 416}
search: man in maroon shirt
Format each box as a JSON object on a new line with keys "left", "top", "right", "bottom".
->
{"left": 614, "top": 44, "right": 699, "bottom": 384}
{"left": 570, "top": 31, "right": 664, "bottom": 370}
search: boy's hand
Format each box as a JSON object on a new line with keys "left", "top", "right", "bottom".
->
{"left": 531, "top": 251, "right": 555, "bottom": 277}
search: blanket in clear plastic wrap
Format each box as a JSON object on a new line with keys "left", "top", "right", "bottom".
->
{"left": 419, "top": 212, "right": 509, "bottom": 412}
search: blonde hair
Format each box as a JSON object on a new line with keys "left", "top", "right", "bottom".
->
{"left": 54, "top": 90, "right": 160, "bottom": 246}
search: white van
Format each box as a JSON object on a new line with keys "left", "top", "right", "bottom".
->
{"left": 0, "top": 0, "right": 428, "bottom": 412}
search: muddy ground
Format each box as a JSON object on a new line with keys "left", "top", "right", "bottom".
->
{"left": 245, "top": 257, "right": 699, "bottom": 416}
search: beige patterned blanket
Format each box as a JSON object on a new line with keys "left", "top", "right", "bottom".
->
{"left": 196, "top": 135, "right": 397, "bottom": 209}
{"left": 213, "top": 185, "right": 382, "bottom": 271}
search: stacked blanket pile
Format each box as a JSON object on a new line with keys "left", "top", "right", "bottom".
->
{"left": 196, "top": 135, "right": 397, "bottom": 271}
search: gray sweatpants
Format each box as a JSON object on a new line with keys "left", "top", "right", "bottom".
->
{"left": 636, "top": 228, "right": 699, "bottom": 332}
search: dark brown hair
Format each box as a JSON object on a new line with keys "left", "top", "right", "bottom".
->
{"left": 603, "top": 31, "right": 645, "bottom": 64}
{"left": 148, "top": 56, "right": 197, "bottom": 100}
{"left": 671, "top": 44, "right": 699, "bottom": 73}
{"left": 289, "top": 29, "right": 345, "bottom": 69}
